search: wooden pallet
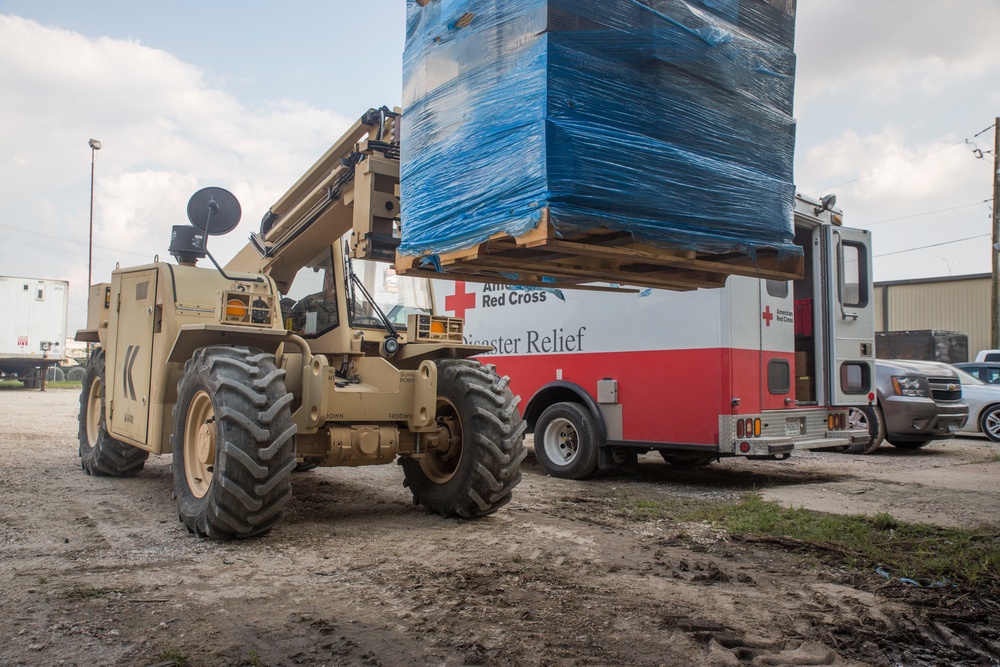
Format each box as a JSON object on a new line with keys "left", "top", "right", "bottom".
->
{"left": 395, "top": 210, "right": 803, "bottom": 291}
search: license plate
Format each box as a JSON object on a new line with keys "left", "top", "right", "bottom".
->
{"left": 785, "top": 420, "right": 801, "bottom": 436}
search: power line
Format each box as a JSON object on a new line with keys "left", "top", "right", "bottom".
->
{"left": 874, "top": 234, "right": 990, "bottom": 258}
{"left": 0, "top": 223, "right": 154, "bottom": 259}
{"left": 861, "top": 199, "right": 991, "bottom": 227}
{"left": 808, "top": 124, "right": 996, "bottom": 195}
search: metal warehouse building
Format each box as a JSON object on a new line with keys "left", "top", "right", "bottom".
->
{"left": 875, "top": 273, "right": 991, "bottom": 361}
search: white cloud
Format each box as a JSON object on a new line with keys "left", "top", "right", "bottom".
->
{"left": 798, "top": 128, "right": 986, "bottom": 206}
{"left": 795, "top": 0, "right": 1000, "bottom": 103}
{"left": 0, "top": 14, "right": 354, "bottom": 331}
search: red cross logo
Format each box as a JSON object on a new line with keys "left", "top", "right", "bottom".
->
{"left": 762, "top": 306, "right": 773, "bottom": 327}
{"left": 445, "top": 282, "right": 477, "bottom": 320}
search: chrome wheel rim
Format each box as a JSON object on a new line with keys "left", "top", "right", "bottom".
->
{"left": 984, "top": 409, "right": 1000, "bottom": 440}
{"left": 848, "top": 407, "right": 870, "bottom": 434}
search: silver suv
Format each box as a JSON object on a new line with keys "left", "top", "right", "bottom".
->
{"left": 848, "top": 359, "right": 968, "bottom": 454}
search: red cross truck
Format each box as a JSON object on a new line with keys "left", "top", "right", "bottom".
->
{"left": 431, "top": 194, "right": 876, "bottom": 477}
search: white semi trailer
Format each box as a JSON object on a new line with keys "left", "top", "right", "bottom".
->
{"left": 0, "top": 276, "right": 69, "bottom": 388}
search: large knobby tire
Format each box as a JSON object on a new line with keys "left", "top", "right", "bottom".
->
{"left": 979, "top": 405, "right": 1000, "bottom": 442}
{"left": 400, "top": 360, "right": 526, "bottom": 518}
{"left": 78, "top": 348, "right": 149, "bottom": 476}
{"left": 172, "top": 346, "right": 297, "bottom": 539}
{"left": 533, "top": 402, "right": 600, "bottom": 479}
{"left": 845, "top": 406, "right": 886, "bottom": 455}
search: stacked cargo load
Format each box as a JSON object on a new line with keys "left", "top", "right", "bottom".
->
{"left": 397, "top": 0, "right": 802, "bottom": 290}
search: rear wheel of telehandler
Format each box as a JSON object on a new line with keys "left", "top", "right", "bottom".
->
{"left": 401, "top": 360, "right": 527, "bottom": 518}
{"left": 172, "top": 346, "right": 297, "bottom": 539}
{"left": 78, "top": 348, "right": 149, "bottom": 476}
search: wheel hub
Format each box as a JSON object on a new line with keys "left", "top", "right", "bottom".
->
{"left": 197, "top": 423, "right": 215, "bottom": 465}
{"left": 543, "top": 417, "right": 579, "bottom": 465}
{"left": 420, "top": 397, "right": 464, "bottom": 484}
{"left": 184, "top": 390, "right": 216, "bottom": 499}
{"left": 86, "top": 375, "right": 103, "bottom": 446}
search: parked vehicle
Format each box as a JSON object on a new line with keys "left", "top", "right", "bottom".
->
{"left": 953, "top": 367, "right": 1000, "bottom": 442}
{"left": 0, "top": 275, "right": 69, "bottom": 387}
{"left": 974, "top": 350, "right": 1000, "bottom": 362}
{"left": 875, "top": 330, "right": 968, "bottom": 364}
{"left": 849, "top": 359, "right": 968, "bottom": 454}
{"left": 432, "top": 194, "right": 876, "bottom": 478}
{"left": 954, "top": 361, "right": 1000, "bottom": 385}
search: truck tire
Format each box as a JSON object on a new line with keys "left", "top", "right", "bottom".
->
{"left": 171, "top": 346, "right": 297, "bottom": 539}
{"left": 66, "top": 366, "right": 86, "bottom": 382}
{"left": 533, "top": 402, "right": 600, "bottom": 479}
{"left": 78, "top": 348, "right": 149, "bottom": 476}
{"left": 979, "top": 405, "right": 1000, "bottom": 442}
{"left": 845, "top": 406, "right": 885, "bottom": 455}
{"left": 46, "top": 366, "right": 65, "bottom": 382}
{"left": 401, "top": 360, "right": 526, "bottom": 518}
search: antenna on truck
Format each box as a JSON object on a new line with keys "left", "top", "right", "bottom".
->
{"left": 169, "top": 186, "right": 263, "bottom": 283}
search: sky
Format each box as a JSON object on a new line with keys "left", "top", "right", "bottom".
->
{"left": 1, "top": 0, "right": 998, "bottom": 335}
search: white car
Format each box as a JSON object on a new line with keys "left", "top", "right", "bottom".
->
{"left": 954, "top": 367, "right": 1000, "bottom": 442}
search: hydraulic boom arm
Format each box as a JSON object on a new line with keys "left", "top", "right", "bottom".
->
{"left": 226, "top": 107, "right": 401, "bottom": 293}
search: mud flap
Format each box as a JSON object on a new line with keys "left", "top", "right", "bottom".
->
{"left": 597, "top": 445, "right": 638, "bottom": 471}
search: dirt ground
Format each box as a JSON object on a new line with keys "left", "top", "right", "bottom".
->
{"left": 2, "top": 388, "right": 1000, "bottom": 667}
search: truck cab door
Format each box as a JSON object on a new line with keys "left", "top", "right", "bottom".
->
{"left": 821, "top": 226, "right": 875, "bottom": 405}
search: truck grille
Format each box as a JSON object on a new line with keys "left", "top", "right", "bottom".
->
{"left": 928, "top": 377, "right": 961, "bottom": 401}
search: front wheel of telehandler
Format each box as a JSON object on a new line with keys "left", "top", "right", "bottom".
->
{"left": 78, "top": 348, "right": 149, "bottom": 476}
{"left": 171, "top": 346, "right": 297, "bottom": 539}
{"left": 401, "top": 360, "right": 527, "bottom": 518}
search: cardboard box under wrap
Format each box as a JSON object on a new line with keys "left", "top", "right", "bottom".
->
{"left": 399, "top": 0, "right": 801, "bottom": 283}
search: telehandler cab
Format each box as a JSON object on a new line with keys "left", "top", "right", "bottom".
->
{"left": 76, "top": 107, "right": 526, "bottom": 539}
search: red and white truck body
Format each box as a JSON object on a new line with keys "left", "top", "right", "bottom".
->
{"left": 431, "top": 195, "right": 875, "bottom": 475}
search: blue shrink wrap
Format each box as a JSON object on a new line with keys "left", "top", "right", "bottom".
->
{"left": 399, "top": 0, "right": 800, "bottom": 264}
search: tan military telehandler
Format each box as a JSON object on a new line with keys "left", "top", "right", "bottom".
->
{"left": 76, "top": 107, "right": 526, "bottom": 539}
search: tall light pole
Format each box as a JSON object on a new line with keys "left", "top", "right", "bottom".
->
{"left": 88, "top": 138, "right": 102, "bottom": 289}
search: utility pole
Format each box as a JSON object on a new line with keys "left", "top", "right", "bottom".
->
{"left": 993, "top": 118, "right": 1000, "bottom": 348}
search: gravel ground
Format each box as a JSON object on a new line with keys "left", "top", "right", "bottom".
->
{"left": 1, "top": 387, "right": 999, "bottom": 667}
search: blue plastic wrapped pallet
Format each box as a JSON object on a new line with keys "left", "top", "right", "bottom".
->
{"left": 398, "top": 0, "right": 802, "bottom": 290}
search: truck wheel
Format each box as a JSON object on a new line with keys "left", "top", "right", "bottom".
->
{"left": 172, "top": 346, "right": 297, "bottom": 539}
{"left": 47, "top": 366, "right": 65, "bottom": 382}
{"left": 845, "top": 406, "right": 885, "bottom": 455}
{"left": 979, "top": 405, "right": 1000, "bottom": 442}
{"left": 659, "top": 451, "right": 716, "bottom": 468}
{"left": 401, "top": 360, "right": 526, "bottom": 518}
{"left": 533, "top": 402, "right": 600, "bottom": 479}
{"left": 66, "top": 366, "right": 86, "bottom": 382}
{"left": 888, "top": 440, "right": 930, "bottom": 450}
{"left": 78, "top": 348, "right": 149, "bottom": 476}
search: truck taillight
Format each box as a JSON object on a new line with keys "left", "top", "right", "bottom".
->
{"left": 828, "top": 413, "right": 847, "bottom": 430}
{"left": 736, "top": 418, "right": 762, "bottom": 438}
